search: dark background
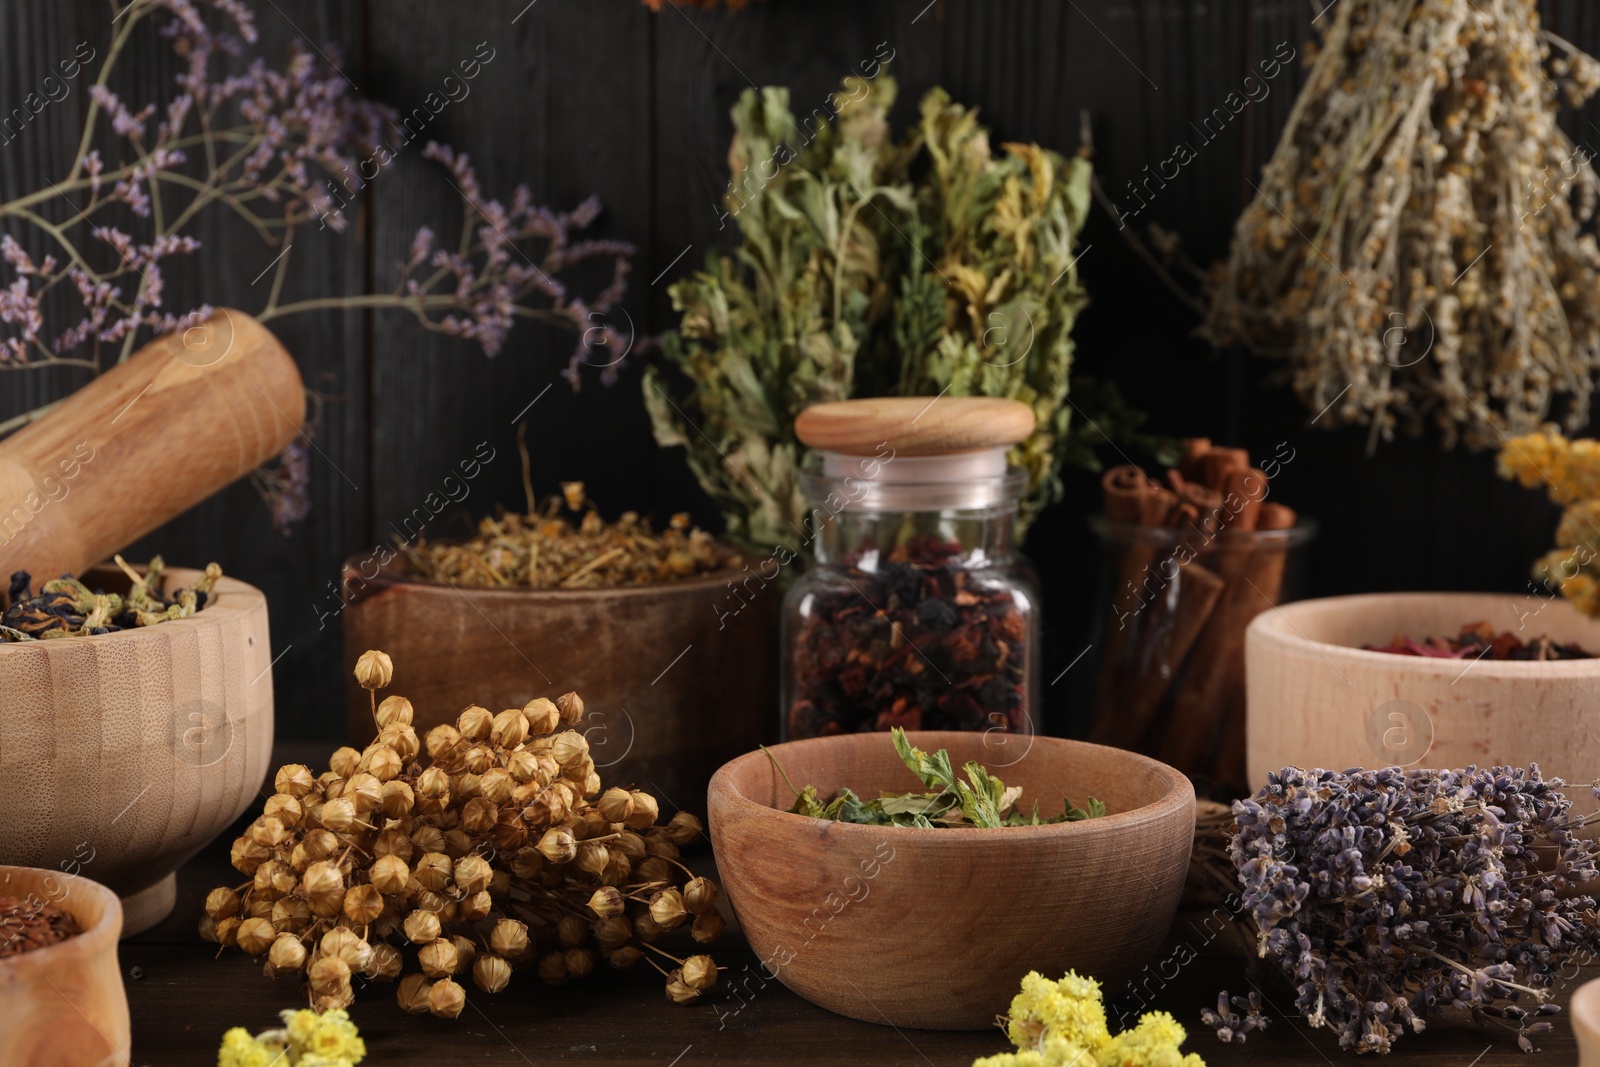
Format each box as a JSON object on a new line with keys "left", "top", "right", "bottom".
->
{"left": 1, "top": 0, "right": 1592, "bottom": 740}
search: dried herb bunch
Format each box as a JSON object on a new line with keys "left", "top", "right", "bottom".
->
{"left": 777, "top": 728, "right": 1102, "bottom": 828}
{"left": 1499, "top": 429, "right": 1600, "bottom": 617}
{"left": 1199, "top": 765, "right": 1600, "bottom": 1054}
{"left": 400, "top": 481, "right": 728, "bottom": 589}
{"left": 648, "top": 73, "right": 1146, "bottom": 550}
{"left": 1205, "top": 0, "right": 1600, "bottom": 449}
{"left": 203, "top": 651, "right": 723, "bottom": 1015}
{"left": 2, "top": 555, "right": 219, "bottom": 640}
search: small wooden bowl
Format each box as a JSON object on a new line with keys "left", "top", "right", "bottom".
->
{"left": 1574, "top": 976, "right": 1600, "bottom": 1065}
{"left": 342, "top": 555, "right": 777, "bottom": 810}
{"left": 1247, "top": 592, "right": 1600, "bottom": 789}
{"left": 707, "top": 732, "right": 1196, "bottom": 1030}
{"left": 0, "top": 865, "right": 130, "bottom": 1067}
{"left": 0, "top": 565, "right": 275, "bottom": 936}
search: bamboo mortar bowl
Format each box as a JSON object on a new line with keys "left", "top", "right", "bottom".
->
{"left": 0, "top": 865, "right": 130, "bottom": 1067}
{"left": 0, "top": 565, "right": 275, "bottom": 936}
{"left": 707, "top": 732, "right": 1196, "bottom": 1030}
{"left": 1247, "top": 592, "right": 1600, "bottom": 791}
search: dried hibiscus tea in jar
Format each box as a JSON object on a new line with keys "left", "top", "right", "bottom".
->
{"left": 783, "top": 399, "right": 1040, "bottom": 739}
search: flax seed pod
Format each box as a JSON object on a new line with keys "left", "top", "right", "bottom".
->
{"left": 205, "top": 887, "right": 241, "bottom": 921}
{"left": 379, "top": 722, "right": 420, "bottom": 762}
{"left": 555, "top": 914, "right": 589, "bottom": 949}
{"left": 614, "top": 832, "right": 648, "bottom": 863}
{"left": 303, "top": 860, "right": 345, "bottom": 917}
{"left": 397, "top": 974, "right": 432, "bottom": 1014}
{"left": 635, "top": 857, "right": 671, "bottom": 885}
{"left": 250, "top": 816, "right": 290, "bottom": 849}
{"left": 473, "top": 954, "right": 512, "bottom": 993}
{"left": 309, "top": 954, "right": 352, "bottom": 996}
{"left": 565, "top": 947, "right": 596, "bottom": 980}
{"left": 576, "top": 841, "right": 610, "bottom": 878}
{"left": 588, "top": 886, "right": 625, "bottom": 919}
{"left": 404, "top": 909, "right": 442, "bottom": 945}
{"left": 633, "top": 912, "right": 663, "bottom": 942}
{"left": 320, "top": 926, "right": 372, "bottom": 972}
{"left": 454, "top": 855, "right": 493, "bottom": 895}
{"left": 511, "top": 848, "right": 543, "bottom": 880}
{"left": 414, "top": 852, "right": 452, "bottom": 892}
{"left": 428, "top": 977, "right": 466, "bottom": 1019}
{"left": 692, "top": 910, "right": 725, "bottom": 944}
{"left": 608, "top": 946, "right": 643, "bottom": 970}
{"left": 343, "top": 884, "right": 385, "bottom": 926}
{"left": 666, "top": 812, "right": 704, "bottom": 846}
{"left": 491, "top": 708, "right": 528, "bottom": 748}
{"left": 625, "top": 791, "right": 659, "bottom": 830}
{"left": 591, "top": 916, "right": 630, "bottom": 952}
{"left": 268, "top": 932, "right": 306, "bottom": 972}
{"left": 523, "top": 697, "right": 560, "bottom": 736}
{"left": 410, "top": 824, "right": 446, "bottom": 856}
{"left": 329, "top": 746, "right": 361, "bottom": 779}
{"left": 600, "top": 853, "right": 632, "bottom": 887}
{"left": 682, "top": 954, "right": 718, "bottom": 991}
{"left": 353, "top": 650, "right": 393, "bottom": 690}
{"left": 506, "top": 749, "right": 539, "bottom": 784}
{"left": 554, "top": 691, "right": 584, "bottom": 725}
{"left": 274, "top": 764, "right": 314, "bottom": 797}
{"left": 461, "top": 797, "right": 498, "bottom": 835}
{"left": 597, "top": 787, "right": 633, "bottom": 825}
{"left": 361, "top": 744, "right": 403, "bottom": 783}
{"left": 479, "top": 767, "right": 514, "bottom": 804}
{"left": 490, "top": 918, "right": 530, "bottom": 958}
{"left": 457, "top": 705, "right": 493, "bottom": 741}
{"left": 537, "top": 826, "right": 577, "bottom": 865}
{"left": 459, "top": 890, "right": 493, "bottom": 922}
{"left": 300, "top": 828, "right": 340, "bottom": 864}
{"left": 344, "top": 773, "right": 383, "bottom": 813}
{"left": 646, "top": 833, "right": 680, "bottom": 861}
{"left": 230, "top": 836, "right": 271, "bottom": 875}
{"left": 373, "top": 829, "right": 414, "bottom": 862}
{"left": 365, "top": 940, "right": 403, "bottom": 980}
{"left": 683, "top": 876, "right": 718, "bottom": 916}
{"left": 491, "top": 808, "right": 528, "bottom": 851}
{"left": 650, "top": 889, "right": 687, "bottom": 929}
{"left": 380, "top": 780, "right": 415, "bottom": 819}
{"left": 263, "top": 793, "right": 303, "bottom": 827}
{"left": 451, "top": 935, "right": 476, "bottom": 973}
{"left": 318, "top": 796, "right": 362, "bottom": 835}
{"left": 424, "top": 724, "right": 464, "bottom": 762}
{"left": 419, "top": 937, "right": 460, "bottom": 979}
{"left": 376, "top": 695, "right": 413, "bottom": 728}
{"left": 235, "top": 916, "right": 276, "bottom": 956}
{"left": 272, "top": 898, "right": 311, "bottom": 932}
{"left": 550, "top": 731, "right": 589, "bottom": 769}
{"left": 444, "top": 829, "right": 476, "bottom": 858}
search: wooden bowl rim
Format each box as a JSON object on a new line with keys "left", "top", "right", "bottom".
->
{"left": 709, "top": 731, "right": 1195, "bottom": 839}
{"left": 0, "top": 866, "right": 122, "bottom": 982}
{"left": 1249, "top": 592, "right": 1600, "bottom": 676}
{"left": 342, "top": 546, "right": 754, "bottom": 599}
{"left": 0, "top": 563, "right": 264, "bottom": 654}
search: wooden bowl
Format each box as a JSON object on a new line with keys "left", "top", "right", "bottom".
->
{"left": 1574, "top": 975, "right": 1600, "bottom": 1066}
{"left": 0, "top": 865, "right": 130, "bottom": 1067}
{"left": 707, "top": 732, "right": 1196, "bottom": 1029}
{"left": 0, "top": 566, "right": 275, "bottom": 936}
{"left": 1247, "top": 592, "right": 1600, "bottom": 789}
{"left": 342, "top": 556, "right": 777, "bottom": 811}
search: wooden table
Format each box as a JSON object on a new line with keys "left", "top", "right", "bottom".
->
{"left": 121, "top": 752, "right": 1590, "bottom": 1066}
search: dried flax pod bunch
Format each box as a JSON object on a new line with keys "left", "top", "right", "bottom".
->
{"left": 202, "top": 651, "right": 722, "bottom": 1016}
{"left": 1205, "top": 0, "right": 1600, "bottom": 449}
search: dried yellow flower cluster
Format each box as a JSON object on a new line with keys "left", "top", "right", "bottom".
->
{"left": 400, "top": 482, "right": 727, "bottom": 589}
{"left": 973, "top": 970, "right": 1204, "bottom": 1067}
{"left": 1499, "top": 430, "right": 1600, "bottom": 616}
{"left": 203, "top": 650, "right": 723, "bottom": 1015}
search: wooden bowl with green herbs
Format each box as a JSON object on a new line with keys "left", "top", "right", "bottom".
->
{"left": 706, "top": 731, "right": 1195, "bottom": 1030}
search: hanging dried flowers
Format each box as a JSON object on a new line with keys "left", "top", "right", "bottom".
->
{"left": 1498, "top": 429, "right": 1600, "bottom": 617}
{"left": 203, "top": 652, "right": 722, "bottom": 1014}
{"left": 1205, "top": 0, "right": 1600, "bottom": 450}
{"left": 1196, "top": 765, "right": 1600, "bottom": 1054}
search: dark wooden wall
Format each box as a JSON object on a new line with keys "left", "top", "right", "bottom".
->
{"left": 2, "top": 0, "right": 1596, "bottom": 740}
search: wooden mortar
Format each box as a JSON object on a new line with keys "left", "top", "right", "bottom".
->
{"left": 0, "top": 566, "right": 276, "bottom": 936}
{"left": 0, "top": 866, "right": 129, "bottom": 1067}
{"left": 343, "top": 557, "right": 778, "bottom": 811}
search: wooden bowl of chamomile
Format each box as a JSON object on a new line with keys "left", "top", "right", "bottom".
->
{"left": 0, "top": 865, "right": 130, "bottom": 1067}
{"left": 706, "top": 731, "right": 1196, "bottom": 1030}
{"left": 0, "top": 564, "right": 275, "bottom": 936}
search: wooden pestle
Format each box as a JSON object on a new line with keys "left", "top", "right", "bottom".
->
{"left": 0, "top": 309, "right": 304, "bottom": 585}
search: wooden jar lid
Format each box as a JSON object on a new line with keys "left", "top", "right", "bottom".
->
{"left": 794, "top": 397, "right": 1035, "bottom": 456}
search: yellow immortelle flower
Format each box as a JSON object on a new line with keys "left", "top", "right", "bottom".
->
{"left": 220, "top": 1009, "right": 366, "bottom": 1067}
{"left": 980, "top": 972, "right": 1203, "bottom": 1067}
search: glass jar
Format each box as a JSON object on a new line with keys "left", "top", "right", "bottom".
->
{"left": 782, "top": 447, "right": 1040, "bottom": 739}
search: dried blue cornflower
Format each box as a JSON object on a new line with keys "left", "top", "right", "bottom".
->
{"left": 1198, "top": 765, "right": 1600, "bottom": 1055}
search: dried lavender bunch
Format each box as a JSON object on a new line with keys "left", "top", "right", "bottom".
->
{"left": 1202, "top": 765, "right": 1600, "bottom": 1055}
{"left": 1205, "top": 0, "right": 1600, "bottom": 450}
